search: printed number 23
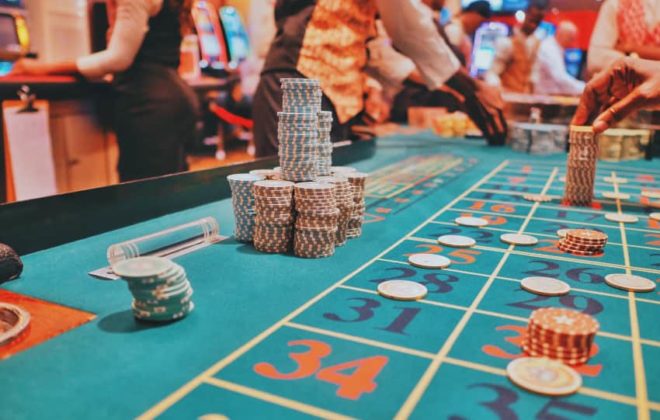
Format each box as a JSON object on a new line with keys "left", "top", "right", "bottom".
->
{"left": 254, "top": 339, "right": 389, "bottom": 400}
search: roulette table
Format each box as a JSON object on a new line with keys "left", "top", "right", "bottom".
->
{"left": 0, "top": 133, "right": 658, "bottom": 419}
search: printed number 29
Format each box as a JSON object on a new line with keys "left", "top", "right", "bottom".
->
{"left": 254, "top": 339, "right": 388, "bottom": 400}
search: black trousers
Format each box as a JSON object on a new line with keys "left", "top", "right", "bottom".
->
{"left": 113, "top": 63, "right": 199, "bottom": 182}
{"left": 252, "top": 69, "right": 353, "bottom": 158}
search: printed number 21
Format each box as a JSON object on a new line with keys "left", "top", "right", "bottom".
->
{"left": 254, "top": 339, "right": 389, "bottom": 400}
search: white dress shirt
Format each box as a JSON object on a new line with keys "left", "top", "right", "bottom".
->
{"left": 77, "top": 0, "right": 163, "bottom": 78}
{"left": 532, "top": 36, "right": 585, "bottom": 95}
{"left": 365, "top": 21, "right": 417, "bottom": 100}
{"left": 587, "top": 0, "right": 660, "bottom": 74}
{"left": 484, "top": 28, "right": 540, "bottom": 87}
{"left": 376, "top": 0, "right": 460, "bottom": 90}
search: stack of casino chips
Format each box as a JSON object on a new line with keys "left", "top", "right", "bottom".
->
{"left": 293, "top": 182, "right": 339, "bottom": 258}
{"left": 317, "top": 176, "right": 353, "bottom": 246}
{"left": 346, "top": 172, "right": 368, "bottom": 238}
{"left": 253, "top": 180, "right": 295, "bottom": 253}
{"left": 317, "top": 111, "right": 333, "bottom": 176}
{"left": 112, "top": 256, "right": 194, "bottom": 323}
{"left": 523, "top": 307, "right": 599, "bottom": 366}
{"left": 558, "top": 228, "right": 607, "bottom": 256}
{"left": 249, "top": 169, "right": 280, "bottom": 180}
{"left": 278, "top": 78, "right": 322, "bottom": 182}
{"left": 563, "top": 126, "right": 598, "bottom": 206}
{"left": 228, "top": 173, "right": 266, "bottom": 242}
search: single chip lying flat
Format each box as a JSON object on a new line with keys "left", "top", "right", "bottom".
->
{"left": 408, "top": 253, "right": 451, "bottom": 269}
{"left": 523, "top": 194, "right": 555, "bottom": 203}
{"left": 377, "top": 280, "right": 428, "bottom": 301}
{"left": 602, "top": 191, "right": 631, "bottom": 200}
{"left": 603, "top": 176, "right": 628, "bottom": 184}
{"left": 641, "top": 191, "right": 660, "bottom": 199}
{"left": 507, "top": 357, "right": 582, "bottom": 396}
{"left": 650, "top": 212, "right": 660, "bottom": 222}
{"left": 521, "top": 276, "right": 571, "bottom": 296}
{"left": 605, "top": 273, "right": 656, "bottom": 292}
{"left": 605, "top": 213, "right": 638, "bottom": 223}
{"left": 556, "top": 229, "right": 570, "bottom": 238}
{"left": 455, "top": 217, "right": 489, "bottom": 227}
{"left": 501, "top": 233, "right": 539, "bottom": 246}
{"left": 437, "top": 235, "right": 476, "bottom": 248}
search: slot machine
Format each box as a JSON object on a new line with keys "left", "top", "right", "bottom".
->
{"left": 191, "top": 0, "right": 230, "bottom": 76}
{"left": 470, "top": 22, "right": 508, "bottom": 77}
{"left": 0, "top": 0, "right": 29, "bottom": 76}
{"left": 218, "top": 6, "right": 250, "bottom": 70}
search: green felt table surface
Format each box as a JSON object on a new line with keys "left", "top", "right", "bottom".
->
{"left": 1, "top": 133, "right": 659, "bottom": 419}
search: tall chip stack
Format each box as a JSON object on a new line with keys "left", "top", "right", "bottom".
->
{"left": 563, "top": 126, "right": 598, "bottom": 206}
{"left": 293, "top": 182, "right": 339, "bottom": 258}
{"left": 252, "top": 180, "right": 295, "bottom": 253}
{"left": 346, "top": 172, "right": 368, "bottom": 238}
{"left": 523, "top": 307, "right": 599, "bottom": 366}
{"left": 228, "top": 173, "right": 266, "bottom": 242}
{"left": 278, "top": 78, "right": 322, "bottom": 182}
{"left": 317, "top": 176, "right": 352, "bottom": 246}
{"left": 317, "top": 111, "right": 333, "bottom": 176}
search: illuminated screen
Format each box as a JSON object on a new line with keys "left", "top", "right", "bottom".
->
{"left": 219, "top": 6, "right": 250, "bottom": 64}
{"left": 461, "top": 0, "right": 528, "bottom": 12}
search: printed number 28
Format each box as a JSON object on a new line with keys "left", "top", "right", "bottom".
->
{"left": 254, "top": 339, "right": 388, "bottom": 400}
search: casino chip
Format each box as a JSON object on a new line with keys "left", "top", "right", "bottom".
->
{"left": 601, "top": 191, "right": 630, "bottom": 200}
{"left": 563, "top": 126, "right": 597, "bottom": 206}
{"left": 408, "top": 253, "right": 451, "bottom": 269}
{"left": 507, "top": 357, "right": 582, "bottom": 396}
{"left": 605, "top": 213, "right": 638, "bottom": 223}
{"left": 641, "top": 190, "right": 660, "bottom": 199}
{"left": 557, "top": 229, "right": 607, "bottom": 256}
{"left": 604, "top": 273, "right": 656, "bottom": 292}
{"left": 523, "top": 307, "right": 599, "bottom": 366}
{"left": 523, "top": 194, "right": 555, "bottom": 203}
{"left": 556, "top": 229, "right": 570, "bottom": 238}
{"left": 455, "top": 217, "right": 488, "bottom": 227}
{"left": 650, "top": 212, "right": 660, "bottom": 222}
{"left": 345, "top": 172, "right": 368, "bottom": 239}
{"left": 437, "top": 235, "right": 476, "bottom": 248}
{"left": 253, "top": 180, "right": 295, "bottom": 254}
{"left": 603, "top": 176, "right": 628, "bottom": 184}
{"left": 0, "top": 303, "right": 30, "bottom": 346}
{"left": 521, "top": 276, "right": 570, "bottom": 296}
{"left": 293, "top": 182, "right": 339, "bottom": 258}
{"left": 113, "top": 257, "right": 194, "bottom": 322}
{"left": 377, "top": 280, "right": 427, "bottom": 301}
{"left": 500, "top": 233, "right": 538, "bottom": 246}
{"left": 228, "top": 173, "right": 266, "bottom": 242}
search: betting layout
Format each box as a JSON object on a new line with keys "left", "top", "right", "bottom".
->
{"left": 140, "top": 156, "right": 659, "bottom": 419}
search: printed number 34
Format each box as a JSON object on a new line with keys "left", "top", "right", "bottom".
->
{"left": 254, "top": 339, "right": 389, "bottom": 400}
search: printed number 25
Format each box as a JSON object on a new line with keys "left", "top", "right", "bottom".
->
{"left": 254, "top": 339, "right": 388, "bottom": 400}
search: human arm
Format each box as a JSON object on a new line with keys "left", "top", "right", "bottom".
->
{"left": 572, "top": 57, "right": 660, "bottom": 132}
{"left": 10, "top": 0, "right": 160, "bottom": 78}
{"left": 535, "top": 40, "right": 585, "bottom": 95}
{"left": 483, "top": 37, "right": 512, "bottom": 87}
{"left": 615, "top": 42, "right": 660, "bottom": 61}
{"left": 375, "top": 0, "right": 460, "bottom": 90}
{"left": 586, "top": 0, "right": 623, "bottom": 75}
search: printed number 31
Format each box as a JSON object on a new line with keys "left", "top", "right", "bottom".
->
{"left": 254, "top": 339, "right": 389, "bottom": 400}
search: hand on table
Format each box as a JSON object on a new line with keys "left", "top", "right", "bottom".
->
{"left": 466, "top": 80, "right": 508, "bottom": 145}
{"left": 572, "top": 57, "right": 660, "bottom": 133}
{"left": 8, "top": 59, "right": 51, "bottom": 77}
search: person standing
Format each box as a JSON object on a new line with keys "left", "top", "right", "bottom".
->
{"left": 484, "top": 0, "right": 548, "bottom": 93}
{"left": 252, "top": 0, "right": 507, "bottom": 157}
{"left": 444, "top": 0, "right": 492, "bottom": 67}
{"left": 9, "top": 0, "right": 199, "bottom": 182}
{"left": 532, "top": 21, "right": 585, "bottom": 96}
{"left": 587, "top": 0, "right": 660, "bottom": 74}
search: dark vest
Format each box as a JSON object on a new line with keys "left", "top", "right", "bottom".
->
{"left": 134, "top": 2, "right": 182, "bottom": 68}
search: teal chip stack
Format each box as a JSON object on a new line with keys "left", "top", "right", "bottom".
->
{"left": 112, "top": 256, "right": 194, "bottom": 322}
{"left": 228, "top": 173, "right": 266, "bottom": 242}
{"left": 278, "top": 78, "right": 322, "bottom": 182}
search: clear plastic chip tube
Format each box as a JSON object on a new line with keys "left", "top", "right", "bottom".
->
{"left": 107, "top": 217, "right": 220, "bottom": 266}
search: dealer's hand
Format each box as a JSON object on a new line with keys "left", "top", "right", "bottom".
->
{"left": 572, "top": 57, "right": 660, "bottom": 133}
